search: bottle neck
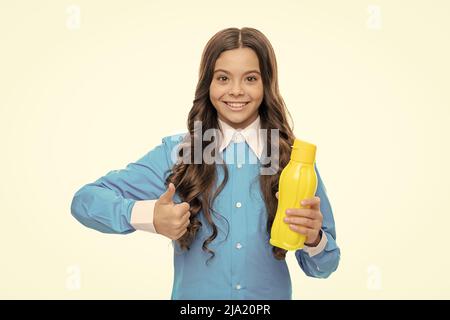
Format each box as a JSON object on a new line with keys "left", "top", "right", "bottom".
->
{"left": 291, "top": 148, "right": 315, "bottom": 164}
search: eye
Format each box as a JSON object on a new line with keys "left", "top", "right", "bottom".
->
{"left": 217, "top": 76, "right": 228, "bottom": 82}
{"left": 246, "top": 76, "right": 258, "bottom": 82}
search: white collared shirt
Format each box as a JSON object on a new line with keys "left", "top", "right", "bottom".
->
{"left": 217, "top": 115, "right": 264, "bottom": 160}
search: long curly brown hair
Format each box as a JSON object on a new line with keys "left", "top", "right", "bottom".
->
{"left": 166, "top": 27, "right": 296, "bottom": 262}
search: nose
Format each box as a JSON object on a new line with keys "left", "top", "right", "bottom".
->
{"left": 229, "top": 81, "right": 244, "bottom": 96}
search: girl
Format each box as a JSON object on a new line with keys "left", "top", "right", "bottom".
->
{"left": 71, "top": 27, "right": 340, "bottom": 300}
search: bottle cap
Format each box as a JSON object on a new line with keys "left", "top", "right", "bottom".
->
{"left": 291, "top": 139, "right": 316, "bottom": 163}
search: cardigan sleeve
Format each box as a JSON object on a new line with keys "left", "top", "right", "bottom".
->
{"left": 70, "top": 134, "right": 183, "bottom": 234}
{"left": 295, "top": 163, "right": 341, "bottom": 278}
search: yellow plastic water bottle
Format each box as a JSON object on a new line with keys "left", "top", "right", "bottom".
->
{"left": 270, "top": 139, "right": 318, "bottom": 251}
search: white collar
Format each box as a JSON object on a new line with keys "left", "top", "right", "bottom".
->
{"left": 217, "top": 115, "right": 264, "bottom": 160}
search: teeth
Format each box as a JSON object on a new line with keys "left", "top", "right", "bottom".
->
{"left": 226, "top": 102, "right": 248, "bottom": 107}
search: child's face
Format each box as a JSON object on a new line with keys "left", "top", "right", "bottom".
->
{"left": 209, "top": 47, "right": 264, "bottom": 130}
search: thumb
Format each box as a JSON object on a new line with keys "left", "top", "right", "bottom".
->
{"left": 158, "top": 183, "right": 176, "bottom": 204}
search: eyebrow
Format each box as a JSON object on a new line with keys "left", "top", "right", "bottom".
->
{"left": 213, "top": 69, "right": 261, "bottom": 75}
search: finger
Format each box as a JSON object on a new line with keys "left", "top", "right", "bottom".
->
{"left": 181, "top": 219, "right": 190, "bottom": 230}
{"left": 301, "top": 196, "right": 320, "bottom": 210}
{"left": 285, "top": 208, "right": 315, "bottom": 218}
{"left": 181, "top": 210, "right": 191, "bottom": 220}
{"left": 159, "top": 183, "right": 176, "bottom": 204}
{"left": 283, "top": 216, "right": 318, "bottom": 229}
{"left": 174, "top": 219, "right": 189, "bottom": 233}
{"left": 286, "top": 209, "right": 322, "bottom": 223}
{"left": 175, "top": 229, "right": 188, "bottom": 240}
{"left": 174, "top": 202, "right": 190, "bottom": 216}
{"left": 178, "top": 211, "right": 191, "bottom": 226}
{"left": 288, "top": 224, "right": 314, "bottom": 237}
{"left": 275, "top": 192, "right": 279, "bottom": 199}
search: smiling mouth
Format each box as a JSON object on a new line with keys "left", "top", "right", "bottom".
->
{"left": 223, "top": 101, "right": 250, "bottom": 109}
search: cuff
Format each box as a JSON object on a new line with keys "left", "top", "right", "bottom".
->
{"left": 303, "top": 229, "right": 328, "bottom": 257}
{"left": 130, "top": 200, "right": 157, "bottom": 233}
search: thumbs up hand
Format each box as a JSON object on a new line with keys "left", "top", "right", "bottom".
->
{"left": 154, "top": 183, "right": 191, "bottom": 240}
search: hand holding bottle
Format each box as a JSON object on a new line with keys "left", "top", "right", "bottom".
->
{"left": 154, "top": 183, "right": 191, "bottom": 240}
{"left": 275, "top": 192, "right": 323, "bottom": 246}
{"left": 270, "top": 139, "right": 320, "bottom": 251}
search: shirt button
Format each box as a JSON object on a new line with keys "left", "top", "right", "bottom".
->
{"left": 235, "top": 202, "right": 242, "bottom": 208}
{"left": 237, "top": 163, "right": 242, "bottom": 169}
{"left": 236, "top": 284, "right": 241, "bottom": 290}
{"left": 236, "top": 243, "right": 242, "bottom": 249}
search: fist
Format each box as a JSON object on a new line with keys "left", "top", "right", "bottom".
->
{"left": 154, "top": 183, "right": 191, "bottom": 240}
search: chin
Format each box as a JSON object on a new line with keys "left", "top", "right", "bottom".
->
{"left": 227, "top": 115, "right": 251, "bottom": 125}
